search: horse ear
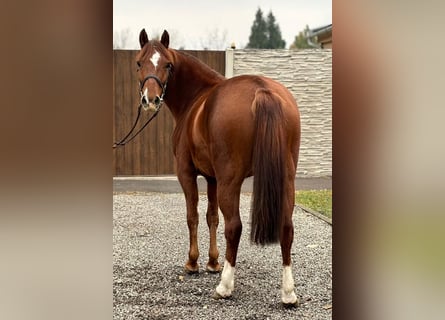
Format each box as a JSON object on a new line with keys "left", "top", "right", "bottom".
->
{"left": 160, "top": 30, "right": 169, "bottom": 49}
{"left": 139, "top": 29, "right": 149, "bottom": 48}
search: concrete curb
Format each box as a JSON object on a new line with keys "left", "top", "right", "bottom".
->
{"left": 296, "top": 204, "right": 332, "bottom": 225}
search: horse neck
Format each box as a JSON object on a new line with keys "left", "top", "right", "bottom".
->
{"left": 165, "top": 50, "right": 224, "bottom": 120}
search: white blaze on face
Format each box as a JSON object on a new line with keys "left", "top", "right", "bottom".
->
{"left": 150, "top": 51, "right": 161, "bottom": 69}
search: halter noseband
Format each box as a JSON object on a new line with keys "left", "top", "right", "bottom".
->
{"left": 140, "top": 75, "right": 164, "bottom": 92}
{"left": 139, "top": 65, "right": 171, "bottom": 109}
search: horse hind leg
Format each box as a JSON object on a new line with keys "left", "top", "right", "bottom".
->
{"left": 280, "top": 174, "right": 299, "bottom": 307}
{"left": 280, "top": 211, "right": 298, "bottom": 306}
{"left": 281, "top": 236, "right": 299, "bottom": 308}
{"left": 205, "top": 177, "right": 221, "bottom": 273}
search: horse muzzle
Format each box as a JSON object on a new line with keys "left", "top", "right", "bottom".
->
{"left": 140, "top": 89, "right": 162, "bottom": 112}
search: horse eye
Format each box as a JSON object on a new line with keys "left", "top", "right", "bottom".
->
{"left": 136, "top": 61, "right": 141, "bottom": 68}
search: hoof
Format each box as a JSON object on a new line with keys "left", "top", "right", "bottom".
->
{"left": 206, "top": 262, "right": 221, "bottom": 273}
{"left": 184, "top": 262, "right": 199, "bottom": 274}
{"left": 212, "top": 291, "right": 231, "bottom": 300}
{"left": 282, "top": 297, "right": 300, "bottom": 308}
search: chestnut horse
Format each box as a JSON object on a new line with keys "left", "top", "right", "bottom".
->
{"left": 136, "top": 29, "right": 301, "bottom": 306}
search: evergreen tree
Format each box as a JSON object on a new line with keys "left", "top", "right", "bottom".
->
{"left": 247, "top": 8, "right": 268, "bottom": 48}
{"left": 266, "top": 12, "right": 286, "bottom": 49}
{"left": 247, "top": 8, "right": 286, "bottom": 49}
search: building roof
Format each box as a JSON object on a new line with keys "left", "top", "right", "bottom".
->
{"left": 305, "top": 24, "right": 332, "bottom": 48}
{"left": 309, "top": 24, "right": 332, "bottom": 38}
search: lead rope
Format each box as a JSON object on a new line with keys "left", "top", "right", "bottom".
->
{"left": 112, "top": 103, "right": 162, "bottom": 148}
{"left": 113, "top": 66, "right": 171, "bottom": 149}
{"left": 113, "top": 104, "right": 142, "bottom": 148}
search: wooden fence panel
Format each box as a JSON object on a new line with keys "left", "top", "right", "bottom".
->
{"left": 113, "top": 50, "right": 225, "bottom": 176}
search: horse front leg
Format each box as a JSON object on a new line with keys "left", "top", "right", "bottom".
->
{"left": 213, "top": 181, "right": 242, "bottom": 299}
{"left": 178, "top": 170, "right": 200, "bottom": 274}
{"left": 205, "top": 177, "right": 221, "bottom": 272}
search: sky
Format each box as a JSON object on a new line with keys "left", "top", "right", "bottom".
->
{"left": 113, "top": 0, "right": 331, "bottom": 50}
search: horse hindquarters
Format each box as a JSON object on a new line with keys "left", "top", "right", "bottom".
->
{"left": 250, "top": 88, "right": 299, "bottom": 306}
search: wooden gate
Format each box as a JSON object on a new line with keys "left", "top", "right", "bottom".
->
{"left": 113, "top": 50, "right": 225, "bottom": 175}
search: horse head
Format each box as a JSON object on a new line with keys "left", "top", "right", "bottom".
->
{"left": 136, "top": 29, "right": 173, "bottom": 112}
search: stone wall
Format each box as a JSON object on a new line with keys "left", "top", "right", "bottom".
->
{"left": 230, "top": 49, "right": 332, "bottom": 177}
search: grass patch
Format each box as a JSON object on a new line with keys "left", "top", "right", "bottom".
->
{"left": 295, "top": 189, "right": 332, "bottom": 219}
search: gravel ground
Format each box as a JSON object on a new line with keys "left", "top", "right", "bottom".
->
{"left": 113, "top": 192, "right": 332, "bottom": 319}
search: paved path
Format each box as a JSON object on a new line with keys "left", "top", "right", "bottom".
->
{"left": 113, "top": 176, "right": 331, "bottom": 194}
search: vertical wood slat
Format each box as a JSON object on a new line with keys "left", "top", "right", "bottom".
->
{"left": 113, "top": 50, "right": 225, "bottom": 176}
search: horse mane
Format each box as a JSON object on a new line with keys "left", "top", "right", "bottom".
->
{"left": 175, "top": 50, "right": 225, "bottom": 84}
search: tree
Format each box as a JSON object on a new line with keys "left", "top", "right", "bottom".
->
{"left": 266, "top": 11, "right": 286, "bottom": 49}
{"left": 247, "top": 8, "right": 286, "bottom": 49}
{"left": 290, "top": 25, "right": 315, "bottom": 49}
{"left": 200, "top": 28, "right": 228, "bottom": 50}
{"left": 113, "top": 28, "right": 134, "bottom": 49}
{"left": 247, "top": 8, "right": 268, "bottom": 48}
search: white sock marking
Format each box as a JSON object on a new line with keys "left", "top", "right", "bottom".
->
{"left": 215, "top": 260, "right": 235, "bottom": 297}
{"left": 281, "top": 265, "right": 298, "bottom": 305}
{"left": 150, "top": 51, "right": 160, "bottom": 69}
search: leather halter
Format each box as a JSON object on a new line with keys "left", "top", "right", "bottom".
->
{"left": 139, "top": 65, "right": 171, "bottom": 109}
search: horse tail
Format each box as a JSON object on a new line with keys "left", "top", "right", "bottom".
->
{"left": 250, "top": 88, "right": 287, "bottom": 245}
